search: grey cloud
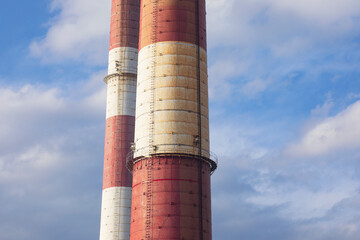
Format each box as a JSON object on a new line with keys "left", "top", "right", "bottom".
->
{"left": 1, "top": 66, "right": 358, "bottom": 240}
{"left": 211, "top": 152, "right": 360, "bottom": 239}
{"left": 14, "top": 1, "right": 360, "bottom": 239}
{"left": 0, "top": 73, "right": 106, "bottom": 240}
{"left": 209, "top": 101, "right": 360, "bottom": 239}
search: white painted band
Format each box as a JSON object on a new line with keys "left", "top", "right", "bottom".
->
{"left": 106, "top": 77, "right": 136, "bottom": 118}
{"left": 99, "top": 186, "right": 132, "bottom": 240}
{"left": 108, "top": 47, "right": 138, "bottom": 75}
{"left": 134, "top": 41, "right": 209, "bottom": 158}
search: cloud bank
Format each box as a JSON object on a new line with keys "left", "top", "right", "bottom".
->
{"left": 0, "top": 73, "right": 106, "bottom": 240}
{"left": 3, "top": 0, "right": 358, "bottom": 239}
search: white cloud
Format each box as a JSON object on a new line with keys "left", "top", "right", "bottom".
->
{"left": 247, "top": 174, "right": 359, "bottom": 220}
{"left": 31, "top": 0, "right": 360, "bottom": 64}
{"left": 205, "top": 0, "right": 360, "bottom": 104}
{"left": 30, "top": 0, "right": 110, "bottom": 64}
{"left": 240, "top": 78, "right": 269, "bottom": 98}
{"left": 0, "top": 144, "right": 64, "bottom": 185}
{"left": 272, "top": 0, "right": 360, "bottom": 24}
{"left": 0, "top": 73, "right": 106, "bottom": 240}
{"left": 286, "top": 100, "right": 360, "bottom": 157}
{"left": 208, "top": 53, "right": 250, "bottom": 100}
{"left": 0, "top": 72, "right": 106, "bottom": 186}
{"left": 207, "top": 0, "right": 360, "bottom": 52}
{"left": 210, "top": 118, "right": 270, "bottom": 163}
{"left": 15, "top": 1, "right": 360, "bottom": 239}
{"left": 212, "top": 152, "right": 360, "bottom": 239}
{"left": 310, "top": 95, "right": 334, "bottom": 118}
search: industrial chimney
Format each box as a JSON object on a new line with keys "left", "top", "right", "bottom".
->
{"left": 99, "top": 1, "right": 140, "bottom": 239}
{"left": 128, "top": 0, "right": 217, "bottom": 239}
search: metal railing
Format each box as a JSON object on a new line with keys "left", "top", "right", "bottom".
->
{"left": 126, "top": 149, "right": 218, "bottom": 174}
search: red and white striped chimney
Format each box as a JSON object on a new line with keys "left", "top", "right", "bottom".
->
{"left": 128, "top": 0, "right": 217, "bottom": 239}
{"left": 99, "top": 1, "right": 140, "bottom": 239}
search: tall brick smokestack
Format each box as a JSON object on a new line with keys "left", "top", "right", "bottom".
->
{"left": 99, "top": 1, "right": 140, "bottom": 239}
{"left": 128, "top": 0, "right": 217, "bottom": 239}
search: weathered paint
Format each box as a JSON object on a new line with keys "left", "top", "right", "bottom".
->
{"left": 103, "top": 115, "right": 135, "bottom": 190}
{"left": 139, "top": 0, "right": 207, "bottom": 50}
{"left": 130, "top": 156, "right": 212, "bottom": 239}
{"left": 134, "top": 41, "right": 209, "bottom": 158}
{"left": 100, "top": 187, "right": 132, "bottom": 240}
{"left": 108, "top": 47, "right": 138, "bottom": 75}
{"left": 100, "top": 0, "right": 140, "bottom": 239}
{"left": 109, "top": 0, "right": 140, "bottom": 50}
{"left": 105, "top": 75, "right": 137, "bottom": 119}
{"left": 130, "top": 0, "right": 213, "bottom": 239}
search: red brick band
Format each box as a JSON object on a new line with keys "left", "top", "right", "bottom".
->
{"left": 139, "top": 0, "right": 207, "bottom": 50}
{"left": 103, "top": 115, "right": 135, "bottom": 189}
{"left": 109, "top": 0, "right": 140, "bottom": 50}
{"left": 130, "top": 156, "right": 212, "bottom": 239}
{"left": 132, "top": 178, "right": 201, "bottom": 188}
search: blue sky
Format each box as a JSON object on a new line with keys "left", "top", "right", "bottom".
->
{"left": 1, "top": 0, "right": 360, "bottom": 239}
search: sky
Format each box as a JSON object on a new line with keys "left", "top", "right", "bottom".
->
{"left": 1, "top": 0, "right": 360, "bottom": 239}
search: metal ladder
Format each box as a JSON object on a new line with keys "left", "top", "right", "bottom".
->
{"left": 194, "top": 0, "right": 205, "bottom": 238}
{"left": 148, "top": 0, "right": 158, "bottom": 156}
{"left": 145, "top": 1, "right": 158, "bottom": 239}
{"left": 145, "top": 159, "right": 153, "bottom": 240}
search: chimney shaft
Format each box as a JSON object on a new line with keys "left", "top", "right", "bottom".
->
{"left": 129, "top": 0, "right": 216, "bottom": 239}
{"left": 99, "top": 1, "right": 140, "bottom": 239}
